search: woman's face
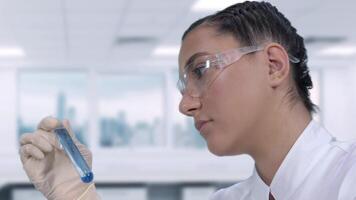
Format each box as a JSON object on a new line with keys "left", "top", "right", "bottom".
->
{"left": 178, "top": 25, "right": 273, "bottom": 156}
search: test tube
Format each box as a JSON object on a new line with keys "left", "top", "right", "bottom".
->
{"left": 54, "top": 123, "right": 94, "bottom": 183}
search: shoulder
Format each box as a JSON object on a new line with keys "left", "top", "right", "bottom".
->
{"left": 331, "top": 137, "right": 356, "bottom": 154}
{"left": 337, "top": 141, "right": 356, "bottom": 199}
{"left": 209, "top": 183, "right": 243, "bottom": 200}
{"left": 209, "top": 178, "right": 254, "bottom": 200}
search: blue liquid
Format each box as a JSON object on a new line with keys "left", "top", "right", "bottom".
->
{"left": 54, "top": 126, "right": 94, "bottom": 183}
{"left": 81, "top": 172, "right": 94, "bottom": 183}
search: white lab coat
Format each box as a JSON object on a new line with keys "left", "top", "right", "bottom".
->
{"left": 209, "top": 120, "right": 356, "bottom": 200}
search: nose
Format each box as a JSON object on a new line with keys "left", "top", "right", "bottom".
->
{"left": 179, "top": 93, "right": 201, "bottom": 117}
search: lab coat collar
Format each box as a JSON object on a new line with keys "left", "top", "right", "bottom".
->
{"left": 249, "top": 120, "right": 333, "bottom": 200}
{"left": 249, "top": 168, "right": 270, "bottom": 199}
{"left": 270, "top": 120, "right": 333, "bottom": 199}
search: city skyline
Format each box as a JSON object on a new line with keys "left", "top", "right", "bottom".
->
{"left": 19, "top": 92, "right": 205, "bottom": 149}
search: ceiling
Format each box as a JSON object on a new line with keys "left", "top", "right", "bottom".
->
{"left": 0, "top": 0, "right": 355, "bottom": 69}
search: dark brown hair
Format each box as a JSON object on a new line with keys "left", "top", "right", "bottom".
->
{"left": 182, "top": 1, "right": 316, "bottom": 113}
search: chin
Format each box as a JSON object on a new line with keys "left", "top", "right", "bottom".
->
{"left": 207, "top": 142, "right": 233, "bottom": 156}
{"left": 207, "top": 140, "right": 243, "bottom": 156}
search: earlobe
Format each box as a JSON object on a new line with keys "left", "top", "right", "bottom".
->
{"left": 265, "top": 44, "right": 290, "bottom": 88}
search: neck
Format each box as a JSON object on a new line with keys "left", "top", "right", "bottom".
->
{"left": 249, "top": 101, "right": 312, "bottom": 186}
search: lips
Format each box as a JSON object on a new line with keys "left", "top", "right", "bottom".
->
{"left": 194, "top": 119, "right": 212, "bottom": 132}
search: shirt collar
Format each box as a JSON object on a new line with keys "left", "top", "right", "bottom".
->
{"left": 249, "top": 120, "right": 333, "bottom": 199}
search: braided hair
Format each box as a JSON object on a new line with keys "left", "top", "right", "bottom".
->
{"left": 182, "top": 1, "right": 316, "bottom": 113}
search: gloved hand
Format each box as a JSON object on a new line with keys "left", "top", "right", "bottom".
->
{"left": 19, "top": 116, "right": 100, "bottom": 200}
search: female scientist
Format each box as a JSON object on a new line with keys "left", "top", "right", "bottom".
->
{"left": 19, "top": 1, "right": 356, "bottom": 200}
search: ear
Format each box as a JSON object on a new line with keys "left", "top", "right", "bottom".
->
{"left": 265, "top": 43, "right": 290, "bottom": 88}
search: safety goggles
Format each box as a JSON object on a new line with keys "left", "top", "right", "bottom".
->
{"left": 177, "top": 45, "right": 300, "bottom": 97}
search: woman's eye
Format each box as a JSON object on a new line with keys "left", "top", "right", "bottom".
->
{"left": 192, "top": 63, "right": 207, "bottom": 79}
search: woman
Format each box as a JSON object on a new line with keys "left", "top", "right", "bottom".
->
{"left": 19, "top": 1, "right": 356, "bottom": 200}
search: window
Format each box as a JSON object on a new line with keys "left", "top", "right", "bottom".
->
{"left": 97, "top": 73, "right": 164, "bottom": 148}
{"left": 18, "top": 71, "right": 89, "bottom": 145}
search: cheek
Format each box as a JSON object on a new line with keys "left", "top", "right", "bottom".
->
{"left": 208, "top": 68, "right": 265, "bottom": 121}
{"left": 202, "top": 67, "right": 268, "bottom": 154}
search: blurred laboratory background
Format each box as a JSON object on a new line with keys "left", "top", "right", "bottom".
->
{"left": 0, "top": 0, "right": 356, "bottom": 199}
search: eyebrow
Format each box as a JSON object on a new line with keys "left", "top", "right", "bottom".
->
{"left": 184, "top": 52, "right": 210, "bottom": 70}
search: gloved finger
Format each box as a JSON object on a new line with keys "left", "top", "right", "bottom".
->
{"left": 20, "top": 132, "right": 53, "bottom": 153}
{"left": 35, "top": 129, "right": 61, "bottom": 150}
{"left": 20, "top": 144, "right": 45, "bottom": 161}
{"left": 37, "top": 116, "right": 60, "bottom": 132}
